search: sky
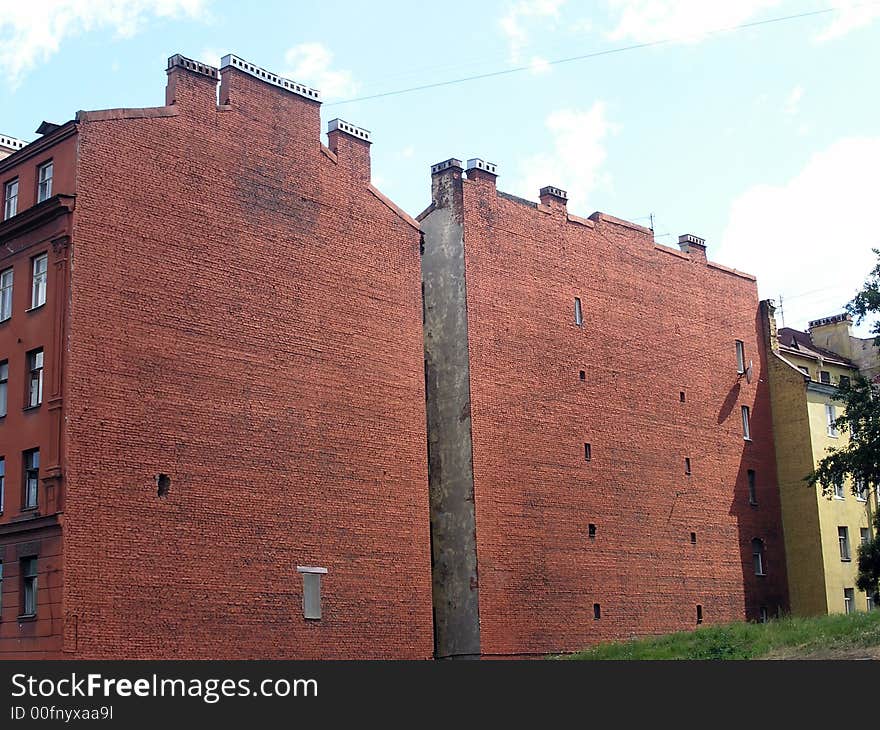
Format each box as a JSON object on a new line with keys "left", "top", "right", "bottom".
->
{"left": 0, "top": 0, "right": 878, "bottom": 336}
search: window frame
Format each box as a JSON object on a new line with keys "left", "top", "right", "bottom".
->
{"left": 844, "top": 588, "right": 854, "bottom": 615}
{"left": 0, "top": 359, "right": 7, "bottom": 418}
{"left": 36, "top": 161, "right": 53, "bottom": 203}
{"left": 856, "top": 479, "right": 868, "bottom": 502}
{"left": 297, "top": 566, "right": 327, "bottom": 620}
{"left": 747, "top": 469, "right": 757, "bottom": 506}
{"left": 20, "top": 556, "right": 37, "bottom": 618}
{"left": 0, "top": 456, "right": 4, "bottom": 514}
{"left": 25, "top": 348, "right": 43, "bottom": 409}
{"left": 838, "top": 526, "right": 851, "bottom": 562}
{"left": 752, "top": 538, "right": 766, "bottom": 576}
{"left": 741, "top": 405, "right": 751, "bottom": 441}
{"left": 30, "top": 252, "right": 48, "bottom": 310}
{"left": 819, "top": 370, "right": 831, "bottom": 384}
{"left": 735, "top": 340, "right": 745, "bottom": 374}
{"left": 826, "top": 404, "right": 838, "bottom": 437}
{"left": 22, "top": 448, "right": 39, "bottom": 510}
{"left": 0, "top": 267, "right": 12, "bottom": 322}
{"left": 3, "top": 178, "right": 18, "bottom": 220}
{"left": 574, "top": 296, "right": 583, "bottom": 326}
{"left": 833, "top": 480, "right": 845, "bottom": 500}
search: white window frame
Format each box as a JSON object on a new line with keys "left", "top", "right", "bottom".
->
{"left": 0, "top": 456, "right": 4, "bottom": 514}
{"left": 838, "top": 526, "right": 851, "bottom": 561}
{"left": 826, "top": 404, "right": 838, "bottom": 438}
{"left": 735, "top": 340, "right": 745, "bottom": 374}
{"left": 3, "top": 178, "right": 18, "bottom": 220}
{"left": 860, "top": 527, "right": 870, "bottom": 547}
{"left": 297, "top": 565, "right": 327, "bottom": 620}
{"left": 844, "top": 588, "right": 854, "bottom": 615}
{"left": 856, "top": 479, "right": 868, "bottom": 502}
{"left": 752, "top": 539, "right": 765, "bottom": 576}
{"left": 0, "top": 267, "right": 12, "bottom": 321}
{"left": 21, "top": 556, "right": 37, "bottom": 616}
{"left": 741, "top": 405, "right": 751, "bottom": 441}
{"left": 36, "top": 161, "right": 53, "bottom": 203}
{"left": 833, "top": 481, "right": 845, "bottom": 500}
{"left": 574, "top": 297, "right": 583, "bottom": 326}
{"left": 31, "top": 252, "right": 47, "bottom": 309}
{"left": 26, "top": 348, "right": 43, "bottom": 408}
{"left": 23, "top": 449, "right": 39, "bottom": 509}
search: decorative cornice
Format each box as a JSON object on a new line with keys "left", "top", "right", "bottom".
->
{"left": 0, "top": 513, "right": 61, "bottom": 537}
{"left": 0, "top": 194, "right": 75, "bottom": 256}
{"left": 0, "top": 121, "right": 77, "bottom": 175}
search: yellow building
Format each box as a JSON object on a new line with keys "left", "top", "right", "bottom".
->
{"left": 761, "top": 302, "right": 876, "bottom": 616}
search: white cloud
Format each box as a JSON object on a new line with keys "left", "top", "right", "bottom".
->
{"left": 718, "top": 138, "right": 880, "bottom": 333}
{"left": 784, "top": 84, "right": 803, "bottom": 116}
{"left": 500, "top": 0, "right": 566, "bottom": 63}
{"left": 815, "top": 0, "right": 880, "bottom": 41}
{"left": 284, "top": 42, "right": 357, "bottom": 100}
{"left": 529, "top": 55, "right": 551, "bottom": 74}
{"left": 605, "top": 0, "right": 780, "bottom": 43}
{"left": 0, "top": 0, "right": 210, "bottom": 85}
{"left": 511, "top": 102, "right": 618, "bottom": 208}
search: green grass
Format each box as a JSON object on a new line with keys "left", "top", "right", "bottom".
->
{"left": 564, "top": 611, "right": 880, "bottom": 660}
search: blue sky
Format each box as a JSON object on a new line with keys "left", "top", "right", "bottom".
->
{"left": 1, "top": 0, "right": 878, "bottom": 335}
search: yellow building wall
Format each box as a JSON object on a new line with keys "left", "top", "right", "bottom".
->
{"left": 767, "top": 351, "right": 828, "bottom": 615}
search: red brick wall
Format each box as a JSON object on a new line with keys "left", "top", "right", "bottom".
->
{"left": 460, "top": 174, "right": 788, "bottom": 655}
{"left": 61, "top": 65, "right": 432, "bottom": 659}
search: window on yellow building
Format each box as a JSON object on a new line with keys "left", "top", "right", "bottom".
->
{"left": 844, "top": 588, "right": 854, "bottom": 614}
{"left": 838, "top": 527, "right": 851, "bottom": 561}
{"left": 820, "top": 371, "right": 831, "bottom": 384}
{"left": 826, "top": 404, "right": 838, "bottom": 437}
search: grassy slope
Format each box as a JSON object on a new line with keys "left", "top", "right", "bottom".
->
{"left": 565, "top": 611, "right": 880, "bottom": 660}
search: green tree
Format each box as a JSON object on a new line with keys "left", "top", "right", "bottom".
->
{"left": 807, "top": 249, "right": 880, "bottom": 601}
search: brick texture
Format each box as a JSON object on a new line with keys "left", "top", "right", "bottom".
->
{"left": 458, "top": 172, "right": 789, "bottom": 655}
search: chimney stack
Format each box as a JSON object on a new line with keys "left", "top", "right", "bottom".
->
{"left": 328, "top": 118, "right": 372, "bottom": 182}
{"left": 465, "top": 158, "right": 498, "bottom": 187}
{"left": 166, "top": 53, "right": 219, "bottom": 108}
{"left": 808, "top": 313, "right": 854, "bottom": 360}
{"left": 0, "top": 133, "right": 26, "bottom": 161}
{"left": 539, "top": 185, "right": 568, "bottom": 213}
{"left": 430, "top": 158, "right": 464, "bottom": 209}
{"left": 678, "top": 233, "right": 707, "bottom": 262}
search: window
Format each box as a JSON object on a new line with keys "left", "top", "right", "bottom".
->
{"left": 36, "top": 161, "right": 53, "bottom": 203}
{"left": 297, "top": 566, "right": 326, "bottom": 620}
{"left": 0, "top": 561, "right": 3, "bottom": 616}
{"left": 856, "top": 479, "right": 868, "bottom": 502}
{"left": 584, "top": 443, "right": 591, "bottom": 461}
{"left": 20, "top": 556, "right": 37, "bottom": 616}
{"left": 588, "top": 523, "right": 596, "bottom": 539}
{"left": 680, "top": 391, "right": 686, "bottom": 403}
{"left": 593, "top": 603, "right": 601, "bottom": 620}
{"left": 735, "top": 340, "right": 745, "bottom": 374}
{"left": 747, "top": 469, "right": 757, "bottom": 506}
{"left": 31, "top": 253, "right": 47, "bottom": 309}
{"left": 759, "top": 606, "right": 769, "bottom": 624}
{"left": 741, "top": 405, "right": 751, "bottom": 441}
{"left": 579, "top": 370, "right": 586, "bottom": 381}
{"left": 826, "top": 404, "right": 838, "bottom": 437}
{"left": 0, "top": 360, "right": 7, "bottom": 417}
{"left": 26, "top": 349, "right": 43, "bottom": 408}
{"left": 844, "top": 588, "right": 854, "bottom": 615}
{"left": 868, "top": 593, "right": 875, "bottom": 612}
{"left": 3, "top": 178, "right": 17, "bottom": 220}
{"left": 752, "top": 538, "right": 765, "bottom": 576}
{"left": 23, "top": 448, "right": 38, "bottom": 509}
{"left": 833, "top": 480, "right": 845, "bottom": 500}
{"left": 0, "top": 267, "right": 11, "bottom": 321}
{"left": 861, "top": 528, "right": 870, "bottom": 548}
{"left": 690, "top": 532, "right": 697, "bottom": 544}
{"left": 839, "top": 375, "right": 851, "bottom": 388}
{"left": 820, "top": 370, "right": 831, "bottom": 384}
{"left": 0, "top": 457, "right": 4, "bottom": 513}
{"left": 838, "top": 526, "right": 851, "bottom": 561}
{"left": 685, "top": 457, "right": 691, "bottom": 475}
{"left": 574, "top": 297, "right": 583, "bottom": 326}
{"left": 696, "top": 604, "right": 703, "bottom": 625}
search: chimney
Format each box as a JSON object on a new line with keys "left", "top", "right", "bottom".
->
{"left": 465, "top": 158, "right": 498, "bottom": 187}
{"left": 760, "top": 299, "right": 780, "bottom": 353}
{"left": 678, "top": 233, "right": 707, "bottom": 262}
{"left": 0, "top": 133, "right": 27, "bottom": 161}
{"left": 808, "top": 313, "right": 854, "bottom": 360}
{"left": 328, "top": 119, "right": 372, "bottom": 182}
{"left": 430, "top": 158, "right": 464, "bottom": 210}
{"left": 539, "top": 185, "right": 567, "bottom": 213}
{"left": 166, "top": 53, "right": 219, "bottom": 108}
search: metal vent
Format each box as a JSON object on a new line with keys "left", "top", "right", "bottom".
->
{"left": 328, "top": 118, "right": 371, "bottom": 142}
{"left": 540, "top": 185, "right": 568, "bottom": 200}
{"left": 167, "top": 53, "right": 219, "bottom": 79}
{"left": 0, "top": 134, "right": 27, "bottom": 151}
{"left": 221, "top": 54, "right": 320, "bottom": 101}
{"left": 466, "top": 158, "right": 498, "bottom": 175}
{"left": 430, "top": 158, "right": 463, "bottom": 174}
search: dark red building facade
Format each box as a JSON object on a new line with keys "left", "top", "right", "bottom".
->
{"left": 0, "top": 54, "right": 433, "bottom": 658}
{"left": 420, "top": 161, "right": 789, "bottom": 658}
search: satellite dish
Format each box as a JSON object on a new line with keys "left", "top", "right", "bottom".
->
{"left": 745, "top": 361, "right": 753, "bottom": 384}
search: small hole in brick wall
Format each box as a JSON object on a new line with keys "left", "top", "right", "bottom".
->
{"left": 584, "top": 443, "right": 592, "bottom": 461}
{"left": 685, "top": 457, "right": 691, "bottom": 475}
{"left": 697, "top": 604, "right": 703, "bottom": 624}
{"left": 680, "top": 391, "right": 686, "bottom": 402}
{"left": 593, "top": 603, "right": 601, "bottom": 620}
{"left": 588, "top": 523, "right": 597, "bottom": 540}
{"left": 156, "top": 473, "right": 171, "bottom": 497}
{"left": 690, "top": 532, "right": 697, "bottom": 544}
{"left": 579, "top": 370, "right": 586, "bottom": 381}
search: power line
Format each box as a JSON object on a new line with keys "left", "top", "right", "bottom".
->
{"left": 326, "top": 3, "right": 876, "bottom": 106}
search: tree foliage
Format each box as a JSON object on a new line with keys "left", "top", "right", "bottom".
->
{"left": 807, "top": 249, "right": 880, "bottom": 601}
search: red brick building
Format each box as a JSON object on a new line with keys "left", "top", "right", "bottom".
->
{"left": 0, "top": 54, "right": 433, "bottom": 658}
{"left": 420, "top": 160, "right": 789, "bottom": 658}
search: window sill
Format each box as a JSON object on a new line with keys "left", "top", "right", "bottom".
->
{"left": 25, "top": 303, "right": 46, "bottom": 314}
{"left": 22, "top": 404, "right": 41, "bottom": 412}
{"left": 834, "top": 496, "right": 845, "bottom": 501}
{"left": 743, "top": 437, "right": 752, "bottom": 442}
{"left": 755, "top": 572, "right": 766, "bottom": 577}
{"left": 749, "top": 501, "right": 758, "bottom": 508}
{"left": 19, "top": 507, "right": 38, "bottom": 516}
{"left": 841, "top": 558, "right": 852, "bottom": 563}
{"left": 17, "top": 614, "right": 36, "bottom": 623}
